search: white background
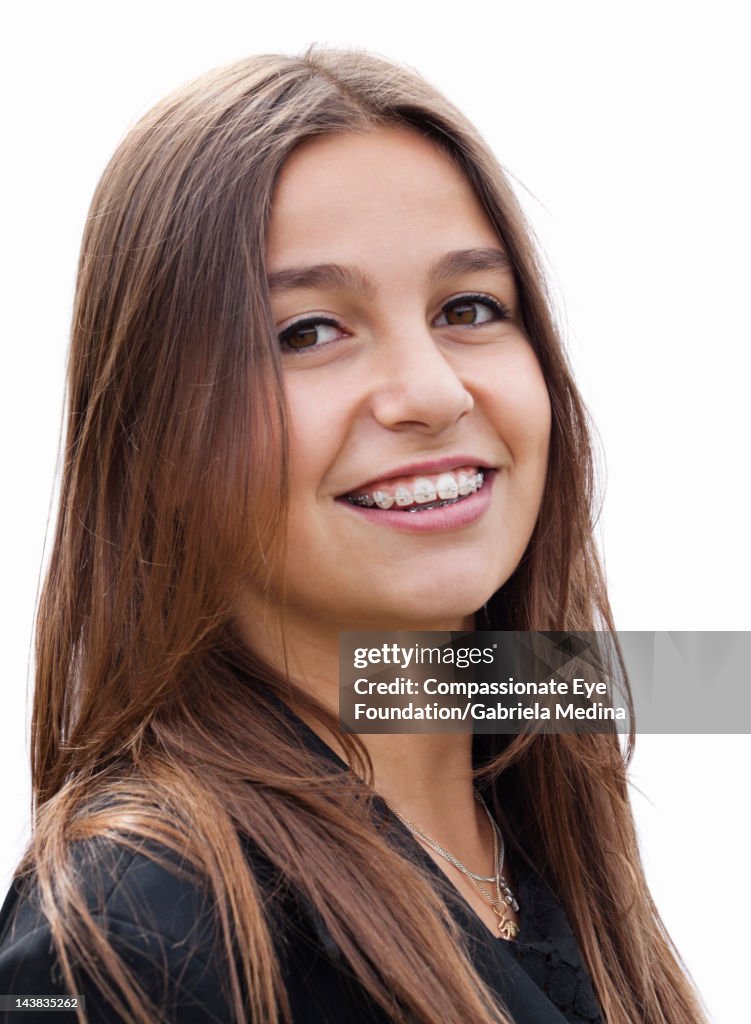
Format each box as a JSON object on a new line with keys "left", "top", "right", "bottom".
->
{"left": 1, "top": 3, "right": 748, "bottom": 1022}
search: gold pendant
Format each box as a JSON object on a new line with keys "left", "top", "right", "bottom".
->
{"left": 496, "top": 915, "right": 519, "bottom": 941}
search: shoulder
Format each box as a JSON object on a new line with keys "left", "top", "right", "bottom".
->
{"left": 1, "top": 834, "right": 223, "bottom": 951}
{"left": 0, "top": 836, "right": 238, "bottom": 1023}
{"left": 0, "top": 833, "right": 387, "bottom": 1024}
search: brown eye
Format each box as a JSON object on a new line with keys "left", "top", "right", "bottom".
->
{"left": 286, "top": 325, "right": 319, "bottom": 349}
{"left": 446, "top": 302, "right": 479, "bottom": 325}
{"left": 279, "top": 318, "right": 342, "bottom": 352}
{"left": 435, "top": 294, "right": 511, "bottom": 329}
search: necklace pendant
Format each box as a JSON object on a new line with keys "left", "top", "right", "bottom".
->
{"left": 497, "top": 917, "right": 520, "bottom": 941}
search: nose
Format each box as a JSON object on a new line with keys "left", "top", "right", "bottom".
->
{"left": 369, "top": 328, "right": 474, "bottom": 434}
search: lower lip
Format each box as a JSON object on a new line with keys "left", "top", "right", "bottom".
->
{"left": 337, "top": 471, "right": 497, "bottom": 534}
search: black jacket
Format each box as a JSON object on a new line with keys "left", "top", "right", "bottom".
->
{"left": 0, "top": 702, "right": 602, "bottom": 1024}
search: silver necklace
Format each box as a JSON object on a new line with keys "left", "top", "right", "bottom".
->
{"left": 387, "top": 790, "right": 520, "bottom": 940}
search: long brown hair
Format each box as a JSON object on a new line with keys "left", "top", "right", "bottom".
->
{"left": 23, "top": 46, "right": 705, "bottom": 1024}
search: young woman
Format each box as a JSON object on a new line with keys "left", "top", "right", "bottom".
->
{"left": 0, "top": 47, "right": 706, "bottom": 1024}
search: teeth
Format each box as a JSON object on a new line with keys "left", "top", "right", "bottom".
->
{"left": 346, "top": 469, "right": 486, "bottom": 510}
{"left": 373, "top": 490, "right": 394, "bottom": 509}
{"left": 413, "top": 478, "right": 437, "bottom": 503}
{"left": 457, "top": 471, "right": 472, "bottom": 496}
{"left": 436, "top": 473, "right": 459, "bottom": 500}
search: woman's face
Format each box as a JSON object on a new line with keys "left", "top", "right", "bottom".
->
{"left": 261, "top": 126, "right": 551, "bottom": 634}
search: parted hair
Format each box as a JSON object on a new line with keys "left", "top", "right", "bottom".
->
{"left": 24, "top": 46, "right": 705, "bottom": 1024}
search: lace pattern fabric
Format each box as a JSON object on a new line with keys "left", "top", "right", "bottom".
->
{"left": 507, "top": 860, "right": 604, "bottom": 1024}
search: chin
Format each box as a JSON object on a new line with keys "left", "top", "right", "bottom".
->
{"left": 362, "top": 579, "right": 500, "bottom": 632}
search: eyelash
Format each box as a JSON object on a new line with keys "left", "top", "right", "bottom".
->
{"left": 277, "top": 292, "right": 512, "bottom": 355}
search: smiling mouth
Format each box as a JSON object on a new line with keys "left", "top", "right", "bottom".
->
{"left": 343, "top": 467, "right": 486, "bottom": 513}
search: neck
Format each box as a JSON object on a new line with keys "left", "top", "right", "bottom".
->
{"left": 234, "top": 600, "right": 485, "bottom": 856}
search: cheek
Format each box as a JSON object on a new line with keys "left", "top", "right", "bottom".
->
{"left": 283, "top": 376, "right": 347, "bottom": 494}
{"left": 479, "top": 346, "right": 552, "bottom": 465}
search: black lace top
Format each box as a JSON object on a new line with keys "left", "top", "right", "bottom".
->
{"left": 506, "top": 858, "right": 603, "bottom": 1023}
{"left": 293, "top": 699, "right": 605, "bottom": 1024}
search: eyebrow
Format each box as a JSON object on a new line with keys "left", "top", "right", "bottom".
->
{"left": 266, "top": 247, "right": 513, "bottom": 296}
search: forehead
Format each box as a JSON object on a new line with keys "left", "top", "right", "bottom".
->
{"left": 266, "top": 126, "right": 502, "bottom": 270}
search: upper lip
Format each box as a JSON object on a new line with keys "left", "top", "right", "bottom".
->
{"left": 340, "top": 455, "right": 496, "bottom": 496}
